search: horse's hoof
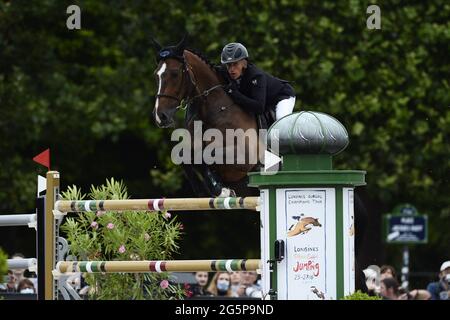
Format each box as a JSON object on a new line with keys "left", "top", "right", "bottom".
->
{"left": 219, "top": 188, "right": 236, "bottom": 197}
{"left": 218, "top": 188, "right": 230, "bottom": 197}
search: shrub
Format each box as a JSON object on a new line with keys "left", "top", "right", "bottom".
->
{"left": 342, "top": 290, "right": 382, "bottom": 300}
{"left": 0, "top": 247, "right": 7, "bottom": 278}
{"left": 60, "top": 178, "right": 186, "bottom": 299}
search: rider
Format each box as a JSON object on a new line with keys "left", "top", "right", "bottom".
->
{"left": 216, "top": 42, "right": 296, "bottom": 123}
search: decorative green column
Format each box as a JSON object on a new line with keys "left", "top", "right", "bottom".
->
{"left": 249, "top": 111, "right": 366, "bottom": 300}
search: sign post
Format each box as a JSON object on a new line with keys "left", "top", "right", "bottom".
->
{"left": 383, "top": 204, "right": 428, "bottom": 290}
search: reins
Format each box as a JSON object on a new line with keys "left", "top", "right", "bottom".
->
{"left": 179, "top": 62, "right": 224, "bottom": 110}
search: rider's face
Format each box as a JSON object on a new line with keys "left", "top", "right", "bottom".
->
{"left": 225, "top": 59, "right": 247, "bottom": 80}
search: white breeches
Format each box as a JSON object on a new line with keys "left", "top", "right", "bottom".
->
{"left": 275, "top": 96, "right": 296, "bottom": 120}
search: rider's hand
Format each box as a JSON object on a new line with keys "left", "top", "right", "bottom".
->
{"left": 224, "top": 81, "right": 238, "bottom": 94}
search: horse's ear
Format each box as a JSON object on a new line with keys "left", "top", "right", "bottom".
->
{"left": 175, "top": 33, "right": 188, "bottom": 52}
{"left": 182, "top": 49, "right": 190, "bottom": 61}
{"left": 183, "top": 50, "right": 194, "bottom": 68}
{"left": 150, "top": 36, "right": 162, "bottom": 51}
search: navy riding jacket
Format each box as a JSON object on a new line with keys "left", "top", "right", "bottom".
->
{"left": 219, "top": 63, "right": 295, "bottom": 115}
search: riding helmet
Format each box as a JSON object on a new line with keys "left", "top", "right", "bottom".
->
{"left": 220, "top": 43, "right": 249, "bottom": 64}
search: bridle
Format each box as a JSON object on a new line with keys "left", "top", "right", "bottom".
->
{"left": 155, "top": 63, "right": 187, "bottom": 104}
{"left": 155, "top": 57, "right": 224, "bottom": 111}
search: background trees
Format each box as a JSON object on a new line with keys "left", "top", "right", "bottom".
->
{"left": 1, "top": 0, "right": 448, "bottom": 288}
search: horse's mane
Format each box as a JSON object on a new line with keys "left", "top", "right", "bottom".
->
{"left": 186, "top": 47, "right": 217, "bottom": 71}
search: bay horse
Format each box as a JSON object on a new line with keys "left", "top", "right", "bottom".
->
{"left": 151, "top": 36, "right": 262, "bottom": 197}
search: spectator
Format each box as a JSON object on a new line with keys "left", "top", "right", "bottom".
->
{"left": 229, "top": 271, "right": 241, "bottom": 296}
{"left": 426, "top": 260, "right": 450, "bottom": 300}
{"left": 11, "top": 253, "right": 28, "bottom": 290}
{"left": 0, "top": 270, "right": 17, "bottom": 292}
{"left": 380, "top": 277, "right": 400, "bottom": 300}
{"left": 363, "top": 266, "right": 380, "bottom": 296}
{"left": 17, "top": 278, "right": 35, "bottom": 294}
{"left": 377, "top": 265, "right": 430, "bottom": 300}
{"left": 207, "top": 272, "right": 236, "bottom": 297}
{"left": 236, "top": 271, "right": 250, "bottom": 297}
{"left": 189, "top": 271, "right": 212, "bottom": 297}
{"left": 357, "top": 269, "right": 369, "bottom": 294}
{"left": 237, "top": 271, "right": 262, "bottom": 298}
{"left": 380, "top": 265, "right": 397, "bottom": 281}
{"left": 398, "top": 288, "right": 431, "bottom": 300}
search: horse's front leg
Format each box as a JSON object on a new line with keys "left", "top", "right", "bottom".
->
{"left": 183, "top": 118, "right": 231, "bottom": 197}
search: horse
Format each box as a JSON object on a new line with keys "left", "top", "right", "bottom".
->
{"left": 151, "top": 35, "right": 262, "bottom": 197}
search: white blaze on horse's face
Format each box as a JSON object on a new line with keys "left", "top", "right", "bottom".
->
{"left": 155, "top": 62, "right": 167, "bottom": 125}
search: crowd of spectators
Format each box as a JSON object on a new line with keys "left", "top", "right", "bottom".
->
{"left": 187, "top": 270, "right": 262, "bottom": 299}
{"left": 362, "top": 260, "right": 450, "bottom": 300}
{"left": 0, "top": 253, "right": 37, "bottom": 294}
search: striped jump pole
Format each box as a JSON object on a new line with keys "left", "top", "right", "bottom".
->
{"left": 56, "top": 259, "right": 261, "bottom": 274}
{"left": 54, "top": 197, "right": 260, "bottom": 213}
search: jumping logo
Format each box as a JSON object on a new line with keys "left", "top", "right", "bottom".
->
{"left": 287, "top": 215, "right": 322, "bottom": 237}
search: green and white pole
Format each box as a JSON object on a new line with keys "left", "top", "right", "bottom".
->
{"left": 249, "top": 111, "right": 366, "bottom": 300}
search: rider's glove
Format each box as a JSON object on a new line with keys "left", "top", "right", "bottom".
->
{"left": 224, "top": 81, "right": 238, "bottom": 94}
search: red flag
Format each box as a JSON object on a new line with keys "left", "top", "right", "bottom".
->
{"left": 33, "top": 148, "right": 50, "bottom": 170}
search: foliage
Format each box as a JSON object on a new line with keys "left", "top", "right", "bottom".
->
{"left": 0, "top": 247, "right": 6, "bottom": 300}
{"left": 0, "top": 247, "right": 7, "bottom": 278}
{"left": 60, "top": 178, "right": 186, "bottom": 300}
{"left": 342, "top": 290, "right": 382, "bottom": 300}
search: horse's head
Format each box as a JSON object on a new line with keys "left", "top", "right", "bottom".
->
{"left": 151, "top": 35, "right": 191, "bottom": 128}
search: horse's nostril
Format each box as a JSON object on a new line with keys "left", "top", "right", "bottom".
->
{"left": 160, "top": 113, "right": 168, "bottom": 122}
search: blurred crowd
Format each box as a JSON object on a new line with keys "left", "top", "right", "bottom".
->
{"left": 187, "top": 270, "right": 263, "bottom": 299}
{"left": 0, "top": 253, "right": 37, "bottom": 294}
{"left": 362, "top": 260, "right": 450, "bottom": 300}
